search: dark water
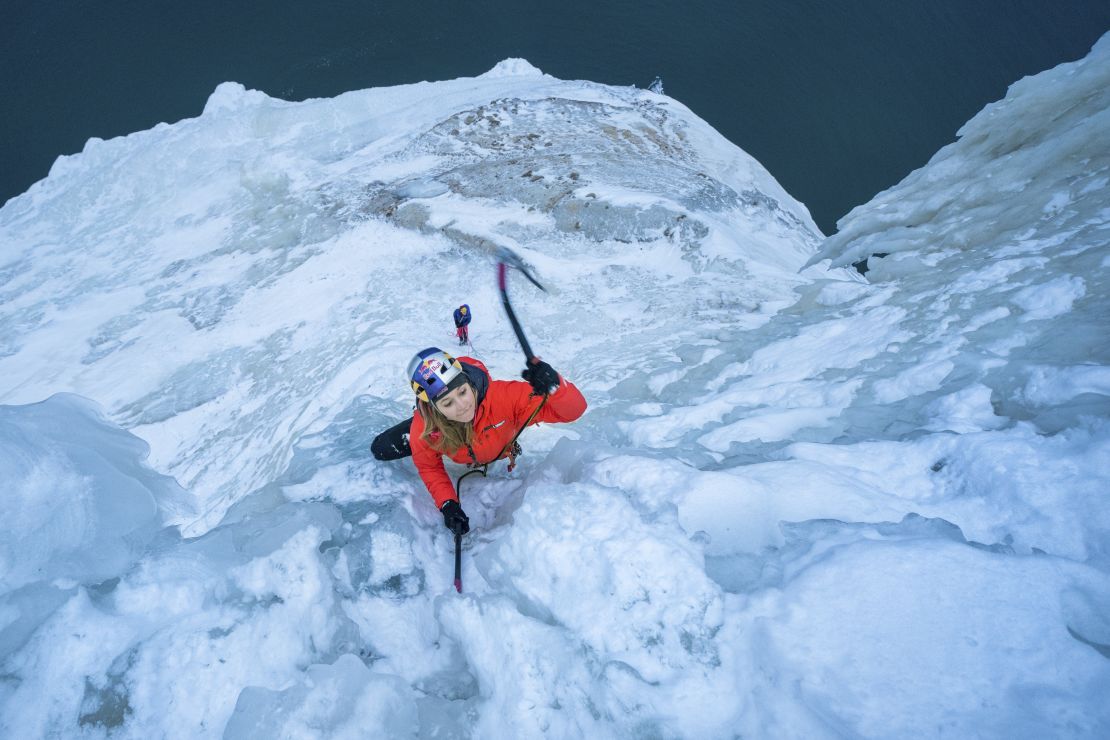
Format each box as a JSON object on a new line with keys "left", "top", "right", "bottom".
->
{"left": 4, "top": 0, "right": 1108, "bottom": 233}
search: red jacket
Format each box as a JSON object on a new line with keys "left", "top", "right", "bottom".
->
{"left": 410, "top": 357, "right": 587, "bottom": 509}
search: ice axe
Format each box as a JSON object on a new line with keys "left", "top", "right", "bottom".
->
{"left": 495, "top": 245, "right": 546, "bottom": 363}
{"left": 451, "top": 468, "right": 488, "bottom": 594}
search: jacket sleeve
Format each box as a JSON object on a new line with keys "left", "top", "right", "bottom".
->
{"left": 519, "top": 373, "right": 587, "bottom": 426}
{"left": 409, "top": 413, "right": 458, "bottom": 510}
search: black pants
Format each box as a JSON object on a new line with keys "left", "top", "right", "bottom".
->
{"left": 371, "top": 417, "right": 413, "bottom": 461}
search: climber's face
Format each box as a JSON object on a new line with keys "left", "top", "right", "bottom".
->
{"left": 435, "top": 381, "right": 476, "bottom": 423}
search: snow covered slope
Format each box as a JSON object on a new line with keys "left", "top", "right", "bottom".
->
{"left": 0, "top": 58, "right": 818, "bottom": 534}
{"left": 2, "top": 38, "right": 1108, "bottom": 738}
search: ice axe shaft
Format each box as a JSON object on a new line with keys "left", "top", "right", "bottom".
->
{"left": 453, "top": 533, "right": 462, "bottom": 593}
{"left": 496, "top": 248, "right": 545, "bottom": 362}
{"left": 499, "top": 264, "right": 535, "bottom": 361}
{"left": 451, "top": 468, "right": 487, "bottom": 594}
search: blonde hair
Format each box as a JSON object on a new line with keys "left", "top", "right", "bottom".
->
{"left": 417, "top": 398, "right": 475, "bottom": 454}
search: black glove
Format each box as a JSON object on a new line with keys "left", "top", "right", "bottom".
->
{"left": 521, "top": 359, "right": 560, "bottom": 395}
{"left": 441, "top": 499, "right": 470, "bottom": 536}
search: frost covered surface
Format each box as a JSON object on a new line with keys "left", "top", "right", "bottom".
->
{"left": 2, "top": 39, "right": 1109, "bottom": 739}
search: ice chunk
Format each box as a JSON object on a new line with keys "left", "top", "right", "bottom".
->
{"left": 223, "top": 655, "right": 417, "bottom": 739}
{"left": 0, "top": 394, "right": 185, "bottom": 592}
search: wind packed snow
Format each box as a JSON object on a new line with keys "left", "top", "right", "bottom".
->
{"left": 1, "top": 34, "right": 1108, "bottom": 738}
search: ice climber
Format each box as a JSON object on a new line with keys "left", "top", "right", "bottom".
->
{"left": 370, "top": 347, "right": 587, "bottom": 535}
{"left": 453, "top": 304, "right": 471, "bottom": 345}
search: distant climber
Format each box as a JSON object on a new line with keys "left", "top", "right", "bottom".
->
{"left": 453, "top": 304, "right": 471, "bottom": 346}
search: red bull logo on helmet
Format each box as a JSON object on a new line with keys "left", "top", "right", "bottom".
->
{"left": 418, "top": 358, "right": 444, "bottom": 381}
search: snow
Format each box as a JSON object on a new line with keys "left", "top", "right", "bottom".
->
{"left": 2, "top": 34, "right": 1109, "bottom": 738}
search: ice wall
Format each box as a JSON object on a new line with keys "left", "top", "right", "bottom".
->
{"left": 1, "top": 39, "right": 1109, "bottom": 737}
{"left": 0, "top": 60, "right": 820, "bottom": 534}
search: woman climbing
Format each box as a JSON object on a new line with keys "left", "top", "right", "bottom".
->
{"left": 370, "top": 347, "right": 587, "bottom": 535}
